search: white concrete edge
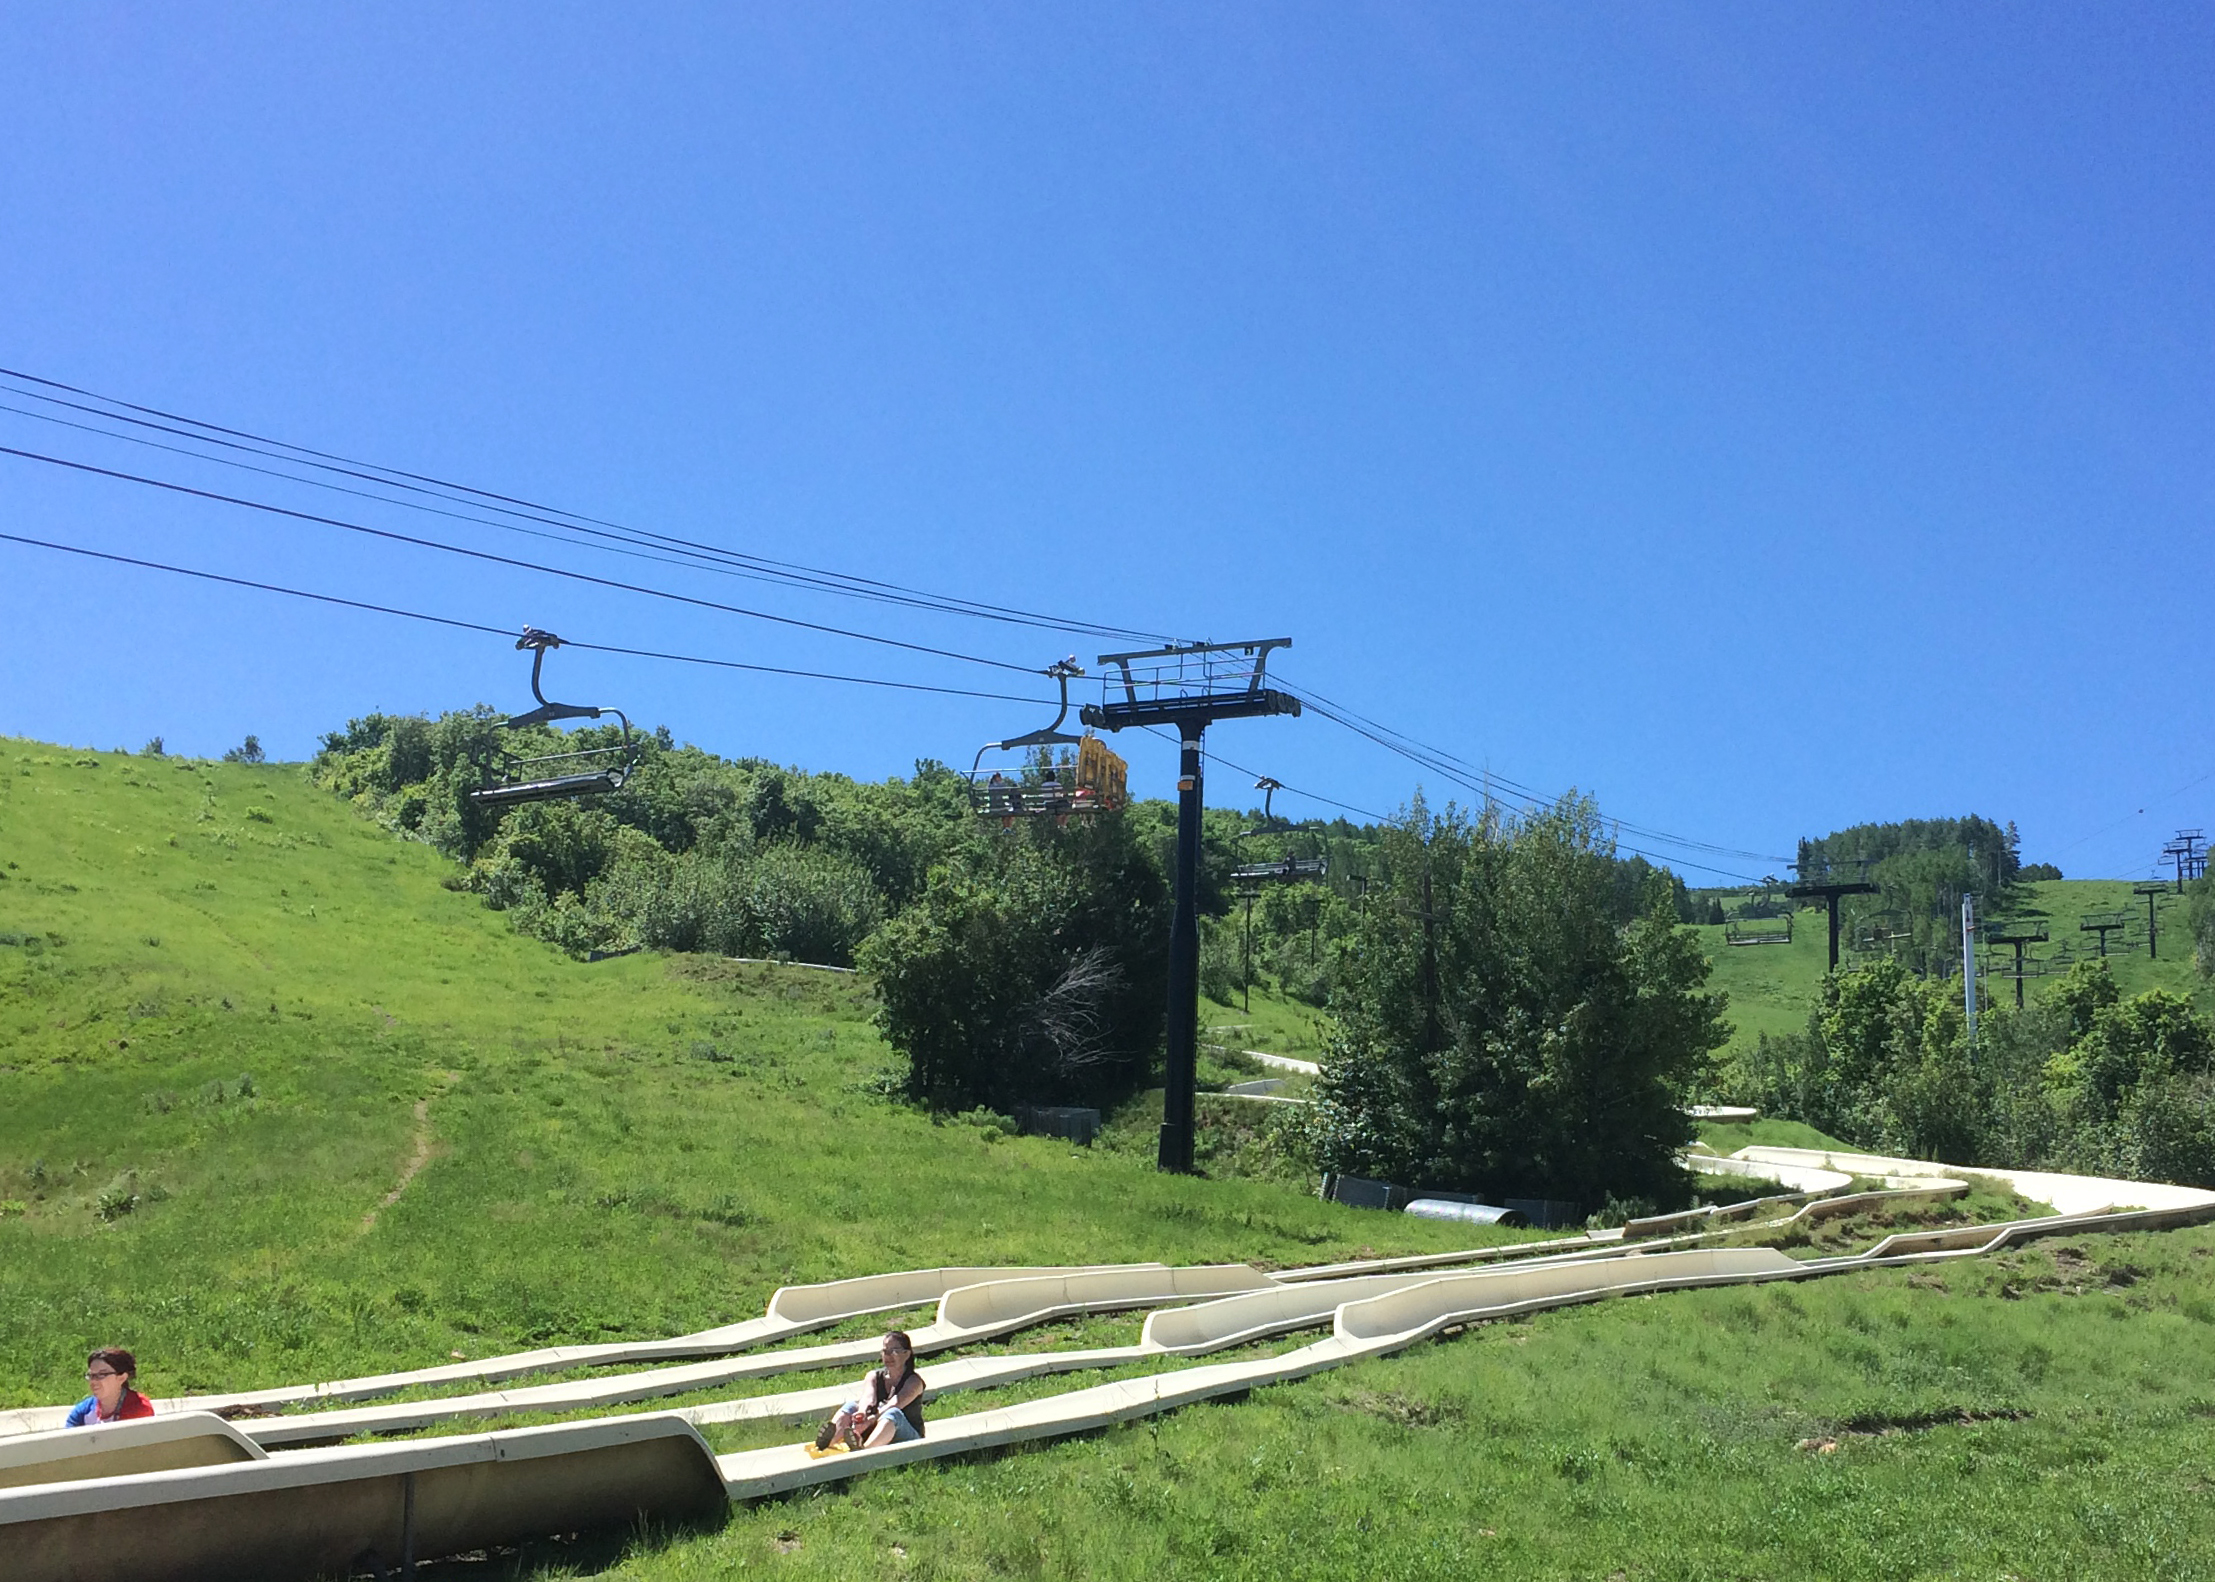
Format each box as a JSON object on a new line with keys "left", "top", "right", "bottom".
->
{"left": 0, "top": 1412, "right": 716, "bottom": 1522}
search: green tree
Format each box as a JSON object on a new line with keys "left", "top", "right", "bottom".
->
{"left": 1305, "top": 797, "right": 1727, "bottom": 1209}
{"left": 860, "top": 815, "right": 1170, "bottom": 1111}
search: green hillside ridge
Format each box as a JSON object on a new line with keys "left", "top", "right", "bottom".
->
{"left": 11, "top": 737, "right": 2215, "bottom": 1578}
{"left": 1692, "top": 877, "right": 2209, "bottom": 1061}
{"left": 0, "top": 737, "right": 1500, "bottom": 1403}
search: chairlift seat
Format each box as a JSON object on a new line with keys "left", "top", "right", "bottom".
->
{"left": 471, "top": 768, "right": 630, "bottom": 808}
{"left": 468, "top": 628, "right": 638, "bottom": 809}
{"left": 966, "top": 664, "right": 1127, "bottom": 821}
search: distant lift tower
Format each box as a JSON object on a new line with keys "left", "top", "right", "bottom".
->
{"left": 1788, "top": 868, "right": 1880, "bottom": 971}
{"left": 2133, "top": 881, "right": 2170, "bottom": 960}
{"left": 2163, "top": 830, "right": 2207, "bottom": 893}
{"left": 1082, "top": 639, "right": 1300, "bottom": 1174}
{"left": 2079, "top": 911, "right": 2129, "bottom": 958}
{"left": 1985, "top": 921, "right": 2050, "bottom": 1010}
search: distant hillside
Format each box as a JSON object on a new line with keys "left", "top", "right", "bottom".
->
{"left": 0, "top": 736, "right": 1480, "bottom": 1406}
{"left": 1691, "top": 877, "right": 2210, "bottom": 1058}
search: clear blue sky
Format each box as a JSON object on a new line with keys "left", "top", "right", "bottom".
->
{"left": 1, "top": 5, "right": 2207, "bottom": 884}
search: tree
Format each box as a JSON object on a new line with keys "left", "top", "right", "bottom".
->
{"left": 223, "top": 734, "right": 265, "bottom": 765}
{"left": 860, "top": 814, "right": 1170, "bottom": 1111}
{"left": 1305, "top": 797, "right": 1728, "bottom": 1209}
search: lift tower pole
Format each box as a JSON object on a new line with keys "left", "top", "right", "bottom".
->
{"left": 1788, "top": 873, "right": 1880, "bottom": 971}
{"left": 2080, "top": 912, "right": 2128, "bottom": 958}
{"left": 2164, "top": 830, "right": 2206, "bottom": 893}
{"left": 2134, "top": 881, "right": 2169, "bottom": 960}
{"left": 1985, "top": 922, "right": 2049, "bottom": 1010}
{"left": 1084, "top": 639, "right": 1299, "bottom": 1174}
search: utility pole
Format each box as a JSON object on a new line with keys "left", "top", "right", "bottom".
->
{"left": 1233, "top": 777, "right": 1326, "bottom": 1016}
{"left": 1961, "top": 894, "right": 1978, "bottom": 1044}
{"left": 1239, "top": 884, "right": 1256, "bottom": 1016}
{"left": 1083, "top": 639, "right": 1299, "bottom": 1174}
{"left": 2079, "top": 912, "right": 2129, "bottom": 958}
{"left": 1986, "top": 922, "right": 2049, "bottom": 1010}
{"left": 1789, "top": 867, "right": 1880, "bottom": 972}
{"left": 2133, "top": 881, "right": 2168, "bottom": 960}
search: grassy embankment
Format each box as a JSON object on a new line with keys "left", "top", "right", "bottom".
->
{"left": 8, "top": 738, "right": 2215, "bottom": 1579}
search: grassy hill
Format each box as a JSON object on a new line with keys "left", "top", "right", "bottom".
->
{"left": 1689, "top": 877, "right": 2210, "bottom": 1060}
{"left": 9, "top": 737, "right": 2215, "bottom": 1579}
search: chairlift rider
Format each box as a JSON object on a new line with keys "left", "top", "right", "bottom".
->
{"left": 968, "top": 659, "right": 1127, "bottom": 822}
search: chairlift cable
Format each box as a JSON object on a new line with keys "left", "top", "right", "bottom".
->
{"left": 1282, "top": 678, "right": 1791, "bottom": 868}
{"left": 0, "top": 530, "right": 1055, "bottom": 706}
{"left": 0, "top": 387, "right": 1151, "bottom": 640}
{"left": 0, "top": 367, "right": 1174, "bottom": 645}
{"left": 0, "top": 443, "right": 1053, "bottom": 677}
{"left": 0, "top": 397, "right": 1106, "bottom": 625}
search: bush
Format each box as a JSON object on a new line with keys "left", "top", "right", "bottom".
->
{"left": 861, "top": 816, "right": 1169, "bottom": 1112}
{"left": 1199, "top": 914, "right": 1243, "bottom": 1005}
{"left": 222, "top": 734, "right": 265, "bottom": 765}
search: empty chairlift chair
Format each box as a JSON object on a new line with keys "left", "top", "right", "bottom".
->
{"left": 470, "top": 629, "right": 640, "bottom": 808}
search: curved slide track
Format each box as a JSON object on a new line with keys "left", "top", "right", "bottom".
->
{"left": 4, "top": 1149, "right": 2210, "bottom": 1580}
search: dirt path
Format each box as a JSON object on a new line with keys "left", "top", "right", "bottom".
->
{"left": 362, "top": 1079, "right": 451, "bottom": 1232}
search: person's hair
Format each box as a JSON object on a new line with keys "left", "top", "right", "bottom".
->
{"left": 87, "top": 1348, "right": 136, "bottom": 1382}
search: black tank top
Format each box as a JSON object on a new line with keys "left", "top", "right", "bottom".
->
{"left": 871, "top": 1363, "right": 925, "bottom": 1436}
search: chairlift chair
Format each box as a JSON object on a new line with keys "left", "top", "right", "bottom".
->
{"left": 968, "top": 659, "right": 1128, "bottom": 823}
{"left": 469, "top": 629, "right": 639, "bottom": 808}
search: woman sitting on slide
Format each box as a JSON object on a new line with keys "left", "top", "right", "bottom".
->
{"left": 66, "top": 1348, "right": 156, "bottom": 1426}
{"left": 815, "top": 1331, "right": 925, "bottom": 1450}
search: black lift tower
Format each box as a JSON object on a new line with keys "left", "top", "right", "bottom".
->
{"left": 2079, "top": 912, "right": 2129, "bottom": 958}
{"left": 1082, "top": 640, "right": 1300, "bottom": 1174}
{"left": 1985, "top": 921, "right": 2049, "bottom": 1009}
{"left": 1788, "top": 864, "right": 1880, "bottom": 971}
{"left": 2134, "top": 881, "right": 2169, "bottom": 959}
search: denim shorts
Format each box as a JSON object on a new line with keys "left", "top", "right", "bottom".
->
{"left": 842, "top": 1401, "right": 922, "bottom": 1444}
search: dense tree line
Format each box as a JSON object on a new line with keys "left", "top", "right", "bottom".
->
{"left": 1794, "top": 814, "right": 2028, "bottom": 971}
{"left": 1722, "top": 957, "right": 2215, "bottom": 1184}
{"left": 315, "top": 712, "right": 1717, "bottom": 1200}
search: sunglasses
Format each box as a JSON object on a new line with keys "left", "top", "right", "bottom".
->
{"left": 85, "top": 1369, "right": 119, "bottom": 1380}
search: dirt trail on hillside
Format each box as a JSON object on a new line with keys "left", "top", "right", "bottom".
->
{"left": 362, "top": 1077, "right": 454, "bottom": 1232}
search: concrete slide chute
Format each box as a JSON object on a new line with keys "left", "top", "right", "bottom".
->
{"left": 10, "top": 1149, "right": 2215, "bottom": 1579}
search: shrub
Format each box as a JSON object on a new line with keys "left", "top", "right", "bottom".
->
{"left": 862, "top": 816, "right": 1169, "bottom": 1112}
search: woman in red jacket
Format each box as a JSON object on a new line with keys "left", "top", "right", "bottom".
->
{"left": 65, "top": 1348, "right": 156, "bottom": 1426}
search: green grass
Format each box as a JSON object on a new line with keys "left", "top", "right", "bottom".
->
{"left": 1200, "top": 981, "right": 1329, "bottom": 1064}
{"left": 1695, "top": 1118, "right": 1859, "bottom": 1155}
{"left": 0, "top": 739, "right": 1487, "bottom": 1406}
{"left": 12, "top": 737, "right": 2215, "bottom": 1579}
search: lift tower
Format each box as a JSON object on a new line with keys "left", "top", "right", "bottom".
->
{"left": 2133, "top": 881, "right": 2169, "bottom": 960}
{"left": 1788, "top": 866, "right": 1880, "bottom": 971}
{"left": 1083, "top": 640, "right": 1300, "bottom": 1174}
{"left": 2079, "top": 911, "right": 2129, "bottom": 958}
{"left": 1985, "top": 921, "right": 2049, "bottom": 1009}
{"left": 2163, "top": 830, "right": 2207, "bottom": 893}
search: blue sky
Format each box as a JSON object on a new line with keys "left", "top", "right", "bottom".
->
{"left": 0, "top": 5, "right": 2207, "bottom": 884}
